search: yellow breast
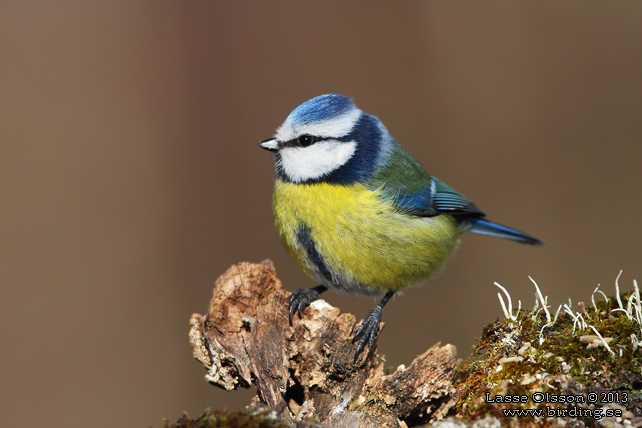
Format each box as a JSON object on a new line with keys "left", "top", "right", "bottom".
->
{"left": 273, "top": 179, "right": 460, "bottom": 293}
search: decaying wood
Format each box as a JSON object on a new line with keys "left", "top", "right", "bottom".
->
{"left": 189, "top": 261, "right": 459, "bottom": 428}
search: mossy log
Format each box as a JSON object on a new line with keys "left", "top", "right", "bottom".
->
{"left": 189, "top": 261, "right": 459, "bottom": 428}
{"left": 186, "top": 262, "right": 642, "bottom": 427}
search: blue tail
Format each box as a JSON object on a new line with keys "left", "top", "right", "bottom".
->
{"left": 466, "top": 218, "right": 542, "bottom": 245}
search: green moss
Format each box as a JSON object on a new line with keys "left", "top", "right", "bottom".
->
{"left": 454, "top": 292, "right": 642, "bottom": 426}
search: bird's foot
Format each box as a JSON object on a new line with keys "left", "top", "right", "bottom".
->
{"left": 352, "top": 305, "right": 383, "bottom": 361}
{"left": 289, "top": 286, "right": 326, "bottom": 325}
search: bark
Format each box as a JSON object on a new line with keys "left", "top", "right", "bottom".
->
{"left": 189, "top": 261, "right": 459, "bottom": 428}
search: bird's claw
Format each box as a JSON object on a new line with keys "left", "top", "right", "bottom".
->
{"left": 352, "top": 306, "right": 383, "bottom": 361}
{"left": 289, "top": 287, "right": 321, "bottom": 325}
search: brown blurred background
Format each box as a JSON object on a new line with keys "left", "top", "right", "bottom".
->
{"left": 1, "top": 1, "right": 641, "bottom": 427}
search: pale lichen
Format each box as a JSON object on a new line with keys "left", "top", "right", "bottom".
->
{"left": 454, "top": 272, "right": 642, "bottom": 427}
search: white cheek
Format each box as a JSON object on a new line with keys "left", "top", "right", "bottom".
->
{"left": 279, "top": 141, "right": 357, "bottom": 182}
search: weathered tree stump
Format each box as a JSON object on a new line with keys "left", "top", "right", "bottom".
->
{"left": 189, "top": 261, "right": 459, "bottom": 428}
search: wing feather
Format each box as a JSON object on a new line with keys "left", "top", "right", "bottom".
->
{"left": 367, "top": 143, "right": 484, "bottom": 218}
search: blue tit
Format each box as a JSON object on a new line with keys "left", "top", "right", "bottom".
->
{"left": 258, "top": 94, "right": 541, "bottom": 359}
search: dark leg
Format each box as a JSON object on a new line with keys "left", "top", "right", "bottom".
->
{"left": 289, "top": 285, "right": 328, "bottom": 325}
{"left": 352, "top": 291, "right": 394, "bottom": 360}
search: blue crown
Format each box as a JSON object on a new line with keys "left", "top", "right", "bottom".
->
{"left": 287, "top": 94, "right": 355, "bottom": 126}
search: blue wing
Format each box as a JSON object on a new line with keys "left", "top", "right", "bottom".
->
{"left": 368, "top": 143, "right": 484, "bottom": 218}
{"left": 367, "top": 143, "right": 541, "bottom": 245}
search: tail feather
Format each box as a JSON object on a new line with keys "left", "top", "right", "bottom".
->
{"left": 466, "top": 218, "right": 542, "bottom": 246}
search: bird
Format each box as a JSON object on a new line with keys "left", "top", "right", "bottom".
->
{"left": 258, "top": 94, "right": 541, "bottom": 360}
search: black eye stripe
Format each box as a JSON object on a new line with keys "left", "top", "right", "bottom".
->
{"left": 282, "top": 135, "right": 333, "bottom": 148}
{"left": 298, "top": 135, "right": 314, "bottom": 147}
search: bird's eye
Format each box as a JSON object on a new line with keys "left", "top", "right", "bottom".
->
{"left": 298, "top": 135, "right": 314, "bottom": 147}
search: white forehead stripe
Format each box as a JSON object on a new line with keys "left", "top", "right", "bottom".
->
{"left": 278, "top": 141, "right": 357, "bottom": 182}
{"left": 276, "top": 108, "right": 362, "bottom": 142}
